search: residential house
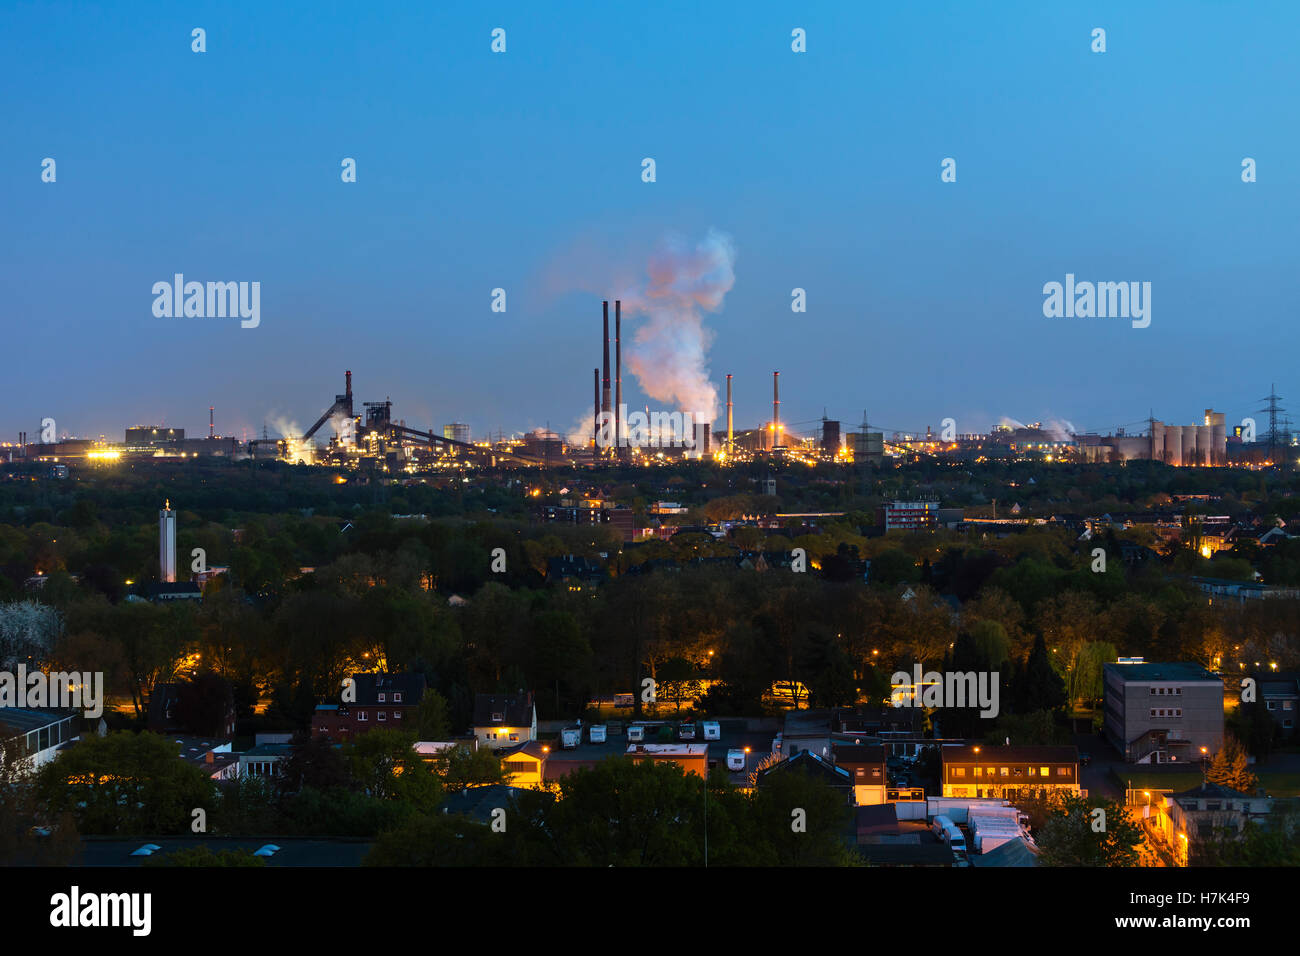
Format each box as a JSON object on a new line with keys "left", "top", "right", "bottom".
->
{"left": 832, "top": 744, "right": 888, "bottom": 806}
{"left": 472, "top": 691, "right": 537, "bottom": 750}
{"left": 310, "top": 672, "right": 426, "bottom": 740}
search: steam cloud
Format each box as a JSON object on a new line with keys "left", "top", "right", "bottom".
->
{"left": 622, "top": 230, "right": 735, "bottom": 424}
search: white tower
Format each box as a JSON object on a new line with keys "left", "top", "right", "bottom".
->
{"left": 159, "top": 499, "right": 177, "bottom": 583}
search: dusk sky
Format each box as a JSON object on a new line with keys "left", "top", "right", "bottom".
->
{"left": 4, "top": 1, "right": 1298, "bottom": 444}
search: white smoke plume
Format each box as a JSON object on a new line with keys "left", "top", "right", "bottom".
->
{"left": 995, "top": 415, "right": 1077, "bottom": 442}
{"left": 621, "top": 230, "right": 735, "bottom": 424}
{"left": 267, "top": 414, "right": 315, "bottom": 464}
{"left": 1042, "top": 418, "right": 1077, "bottom": 442}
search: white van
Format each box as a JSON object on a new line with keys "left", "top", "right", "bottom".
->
{"left": 726, "top": 748, "right": 747, "bottom": 772}
{"left": 931, "top": 814, "right": 956, "bottom": 840}
{"left": 627, "top": 723, "right": 645, "bottom": 743}
{"left": 702, "top": 721, "right": 721, "bottom": 741}
{"left": 560, "top": 726, "right": 581, "bottom": 750}
{"left": 588, "top": 724, "right": 607, "bottom": 744}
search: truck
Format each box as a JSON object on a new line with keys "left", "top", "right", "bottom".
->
{"left": 678, "top": 721, "right": 697, "bottom": 741}
{"left": 626, "top": 723, "right": 645, "bottom": 743}
{"left": 560, "top": 726, "right": 582, "bottom": 749}
{"left": 726, "top": 748, "right": 747, "bottom": 772}
{"left": 701, "top": 720, "right": 721, "bottom": 741}
{"left": 968, "top": 808, "right": 1027, "bottom": 853}
{"left": 932, "top": 817, "right": 968, "bottom": 854}
{"left": 970, "top": 821, "right": 1023, "bottom": 854}
{"left": 588, "top": 724, "right": 607, "bottom": 744}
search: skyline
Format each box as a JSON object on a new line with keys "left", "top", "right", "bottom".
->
{"left": 4, "top": 1, "right": 1299, "bottom": 441}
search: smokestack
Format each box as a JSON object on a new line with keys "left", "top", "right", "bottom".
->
{"left": 345, "top": 370, "right": 352, "bottom": 400}
{"left": 601, "top": 301, "right": 612, "bottom": 426}
{"left": 209, "top": 406, "right": 215, "bottom": 439}
{"left": 615, "top": 300, "right": 622, "bottom": 456}
{"left": 773, "top": 371, "right": 780, "bottom": 446}
{"left": 726, "top": 374, "right": 733, "bottom": 454}
{"left": 593, "top": 368, "right": 600, "bottom": 453}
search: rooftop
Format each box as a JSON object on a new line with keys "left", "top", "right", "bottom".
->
{"left": 1103, "top": 661, "right": 1220, "bottom": 682}
{"left": 942, "top": 744, "right": 1078, "bottom": 764}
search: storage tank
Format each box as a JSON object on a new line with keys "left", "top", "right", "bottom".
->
{"left": 1182, "top": 427, "right": 1198, "bottom": 467}
{"left": 1212, "top": 424, "right": 1226, "bottom": 465}
{"left": 1196, "top": 425, "right": 1213, "bottom": 466}
{"left": 1164, "top": 425, "right": 1183, "bottom": 466}
{"left": 1150, "top": 422, "right": 1165, "bottom": 462}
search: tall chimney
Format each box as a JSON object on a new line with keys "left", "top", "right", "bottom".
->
{"left": 209, "top": 406, "right": 215, "bottom": 439}
{"left": 726, "top": 374, "right": 733, "bottom": 455}
{"left": 345, "top": 369, "right": 352, "bottom": 399}
{"left": 602, "top": 301, "right": 612, "bottom": 423}
{"left": 615, "top": 300, "right": 622, "bottom": 455}
{"left": 593, "top": 368, "right": 600, "bottom": 452}
{"left": 773, "top": 371, "right": 781, "bottom": 446}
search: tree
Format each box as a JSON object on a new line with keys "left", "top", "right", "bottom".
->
{"left": 0, "top": 600, "right": 63, "bottom": 668}
{"left": 1036, "top": 795, "right": 1144, "bottom": 867}
{"left": 1206, "top": 735, "right": 1257, "bottom": 794}
{"left": 748, "top": 763, "right": 859, "bottom": 866}
{"left": 142, "top": 846, "right": 267, "bottom": 867}
{"left": 344, "top": 729, "right": 441, "bottom": 810}
{"left": 364, "top": 810, "right": 519, "bottom": 866}
{"left": 36, "top": 732, "right": 216, "bottom": 835}
{"left": 437, "top": 745, "right": 508, "bottom": 793}
{"left": 1016, "top": 634, "right": 1066, "bottom": 714}
{"left": 410, "top": 688, "right": 451, "bottom": 741}
{"left": 0, "top": 720, "right": 79, "bottom": 865}
{"left": 526, "top": 758, "right": 706, "bottom": 866}
{"left": 280, "top": 734, "right": 352, "bottom": 794}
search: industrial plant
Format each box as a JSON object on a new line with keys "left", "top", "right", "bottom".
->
{"left": 4, "top": 305, "right": 1295, "bottom": 473}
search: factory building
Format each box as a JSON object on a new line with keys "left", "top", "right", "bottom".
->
{"left": 820, "top": 418, "right": 841, "bottom": 456}
{"left": 1083, "top": 409, "right": 1229, "bottom": 466}
{"left": 126, "top": 426, "right": 184, "bottom": 446}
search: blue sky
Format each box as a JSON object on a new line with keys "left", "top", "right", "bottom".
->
{"left": 3, "top": 0, "right": 1298, "bottom": 443}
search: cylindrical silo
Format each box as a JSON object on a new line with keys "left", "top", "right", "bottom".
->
{"left": 1182, "top": 427, "right": 1197, "bottom": 467}
{"left": 1150, "top": 422, "right": 1165, "bottom": 462}
{"left": 1164, "top": 425, "right": 1183, "bottom": 466}
{"left": 1196, "top": 425, "right": 1213, "bottom": 466}
{"left": 1212, "top": 424, "right": 1226, "bottom": 465}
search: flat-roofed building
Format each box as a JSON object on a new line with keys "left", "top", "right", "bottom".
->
{"left": 0, "top": 708, "right": 80, "bottom": 771}
{"left": 626, "top": 742, "right": 708, "bottom": 777}
{"left": 941, "top": 744, "right": 1080, "bottom": 799}
{"left": 1103, "top": 661, "right": 1224, "bottom": 763}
